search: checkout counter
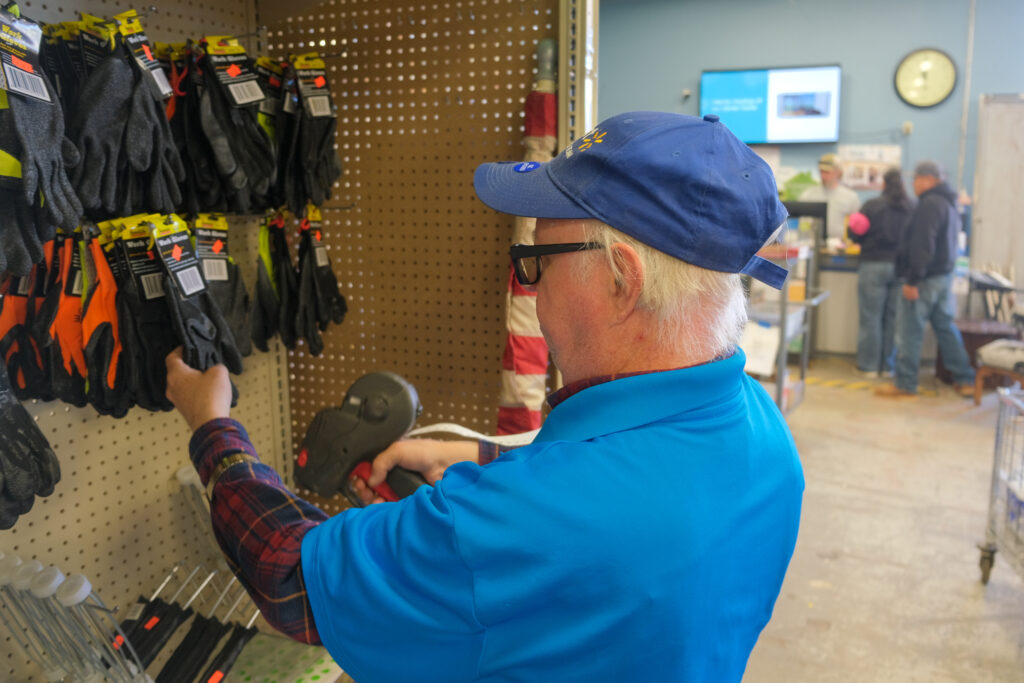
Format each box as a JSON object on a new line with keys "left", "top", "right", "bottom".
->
{"left": 815, "top": 251, "right": 859, "bottom": 355}
{"left": 813, "top": 241, "right": 937, "bottom": 360}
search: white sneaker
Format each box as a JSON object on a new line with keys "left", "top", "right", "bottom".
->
{"left": 857, "top": 370, "right": 880, "bottom": 379}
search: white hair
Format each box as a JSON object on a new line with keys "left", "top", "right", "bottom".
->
{"left": 575, "top": 220, "right": 748, "bottom": 359}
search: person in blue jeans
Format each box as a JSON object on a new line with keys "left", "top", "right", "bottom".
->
{"left": 848, "top": 168, "right": 915, "bottom": 377}
{"left": 876, "top": 161, "right": 975, "bottom": 398}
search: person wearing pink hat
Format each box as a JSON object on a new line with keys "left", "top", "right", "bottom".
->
{"left": 847, "top": 168, "right": 915, "bottom": 377}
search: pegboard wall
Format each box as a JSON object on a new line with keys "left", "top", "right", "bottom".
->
{"left": 1, "top": 0, "right": 293, "bottom": 679}
{"left": 2, "top": 0, "right": 570, "bottom": 678}
{"left": 261, "top": 0, "right": 560, "bottom": 513}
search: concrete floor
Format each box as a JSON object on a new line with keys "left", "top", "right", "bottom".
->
{"left": 745, "top": 358, "right": 1024, "bottom": 683}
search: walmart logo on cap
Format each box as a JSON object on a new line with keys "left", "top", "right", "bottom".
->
{"left": 515, "top": 161, "right": 541, "bottom": 173}
{"left": 578, "top": 130, "right": 606, "bottom": 151}
{"left": 563, "top": 127, "right": 606, "bottom": 159}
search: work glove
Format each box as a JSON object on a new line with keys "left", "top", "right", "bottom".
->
{"left": 250, "top": 220, "right": 279, "bottom": 353}
{"left": 163, "top": 271, "right": 244, "bottom": 375}
{"left": 299, "top": 114, "right": 342, "bottom": 207}
{"left": 0, "top": 360, "right": 60, "bottom": 529}
{"left": 268, "top": 217, "right": 299, "bottom": 349}
{"left": 81, "top": 234, "right": 133, "bottom": 417}
{"left": 0, "top": 94, "right": 55, "bottom": 278}
{"left": 29, "top": 239, "right": 61, "bottom": 350}
{"left": 197, "top": 85, "right": 249, "bottom": 197}
{"left": 305, "top": 224, "right": 346, "bottom": 328}
{"left": 117, "top": 275, "right": 176, "bottom": 413}
{"left": 69, "top": 53, "right": 135, "bottom": 215}
{"left": 6, "top": 71, "right": 83, "bottom": 230}
{"left": 275, "top": 65, "right": 304, "bottom": 216}
{"left": 207, "top": 260, "right": 253, "bottom": 358}
{"left": 47, "top": 235, "right": 87, "bottom": 407}
{"left": 173, "top": 46, "right": 225, "bottom": 214}
{"left": 295, "top": 242, "right": 324, "bottom": 357}
{"left": 0, "top": 188, "right": 46, "bottom": 278}
{"left": 0, "top": 274, "right": 47, "bottom": 401}
{"left": 124, "top": 64, "right": 186, "bottom": 214}
{"left": 295, "top": 221, "right": 347, "bottom": 356}
{"left": 197, "top": 49, "right": 276, "bottom": 213}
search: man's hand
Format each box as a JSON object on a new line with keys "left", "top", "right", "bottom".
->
{"left": 165, "top": 347, "right": 233, "bottom": 432}
{"left": 903, "top": 284, "right": 919, "bottom": 301}
{"left": 369, "top": 439, "right": 479, "bottom": 488}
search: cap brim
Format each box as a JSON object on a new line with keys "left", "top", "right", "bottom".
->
{"left": 473, "top": 161, "right": 593, "bottom": 219}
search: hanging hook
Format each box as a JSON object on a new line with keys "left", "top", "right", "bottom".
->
{"left": 230, "top": 25, "right": 268, "bottom": 42}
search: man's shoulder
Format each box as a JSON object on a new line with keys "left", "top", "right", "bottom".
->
{"left": 837, "top": 184, "right": 861, "bottom": 206}
{"left": 799, "top": 185, "right": 826, "bottom": 200}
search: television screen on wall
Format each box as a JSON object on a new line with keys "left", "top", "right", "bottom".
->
{"left": 699, "top": 65, "right": 841, "bottom": 144}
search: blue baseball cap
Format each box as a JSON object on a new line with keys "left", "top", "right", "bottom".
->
{"left": 473, "top": 111, "right": 789, "bottom": 288}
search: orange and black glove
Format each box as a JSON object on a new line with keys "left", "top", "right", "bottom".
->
{"left": 47, "top": 235, "right": 87, "bottom": 407}
{"left": 0, "top": 273, "right": 46, "bottom": 401}
{"left": 80, "top": 233, "right": 133, "bottom": 417}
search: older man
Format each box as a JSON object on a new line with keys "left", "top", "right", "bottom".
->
{"left": 876, "top": 161, "right": 974, "bottom": 398}
{"left": 166, "top": 111, "right": 804, "bottom": 682}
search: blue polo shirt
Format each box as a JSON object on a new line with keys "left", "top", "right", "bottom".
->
{"left": 302, "top": 351, "right": 804, "bottom": 682}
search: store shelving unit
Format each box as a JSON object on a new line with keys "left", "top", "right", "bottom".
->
{"left": 749, "top": 243, "right": 829, "bottom": 412}
{"left": 743, "top": 200, "right": 829, "bottom": 413}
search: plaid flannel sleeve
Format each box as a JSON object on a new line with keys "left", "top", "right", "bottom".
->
{"left": 189, "top": 418, "right": 329, "bottom": 645}
{"left": 478, "top": 440, "right": 518, "bottom": 465}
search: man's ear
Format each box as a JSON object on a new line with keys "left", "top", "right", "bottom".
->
{"left": 609, "top": 243, "right": 644, "bottom": 321}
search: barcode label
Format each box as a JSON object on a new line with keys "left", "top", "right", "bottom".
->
{"left": 3, "top": 62, "right": 50, "bottom": 102}
{"left": 126, "top": 602, "right": 146, "bottom": 621}
{"left": 315, "top": 244, "right": 329, "bottom": 268}
{"left": 149, "top": 67, "right": 173, "bottom": 98}
{"left": 203, "top": 258, "right": 229, "bottom": 282}
{"left": 307, "top": 95, "right": 331, "bottom": 117}
{"left": 70, "top": 270, "right": 83, "bottom": 296}
{"left": 259, "top": 96, "right": 277, "bottom": 116}
{"left": 227, "top": 80, "right": 265, "bottom": 106}
{"left": 176, "top": 266, "right": 205, "bottom": 296}
{"left": 141, "top": 273, "right": 165, "bottom": 300}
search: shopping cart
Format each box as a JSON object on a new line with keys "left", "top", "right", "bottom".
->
{"left": 979, "top": 387, "right": 1024, "bottom": 584}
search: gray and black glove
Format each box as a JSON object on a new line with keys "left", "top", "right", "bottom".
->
{"left": 69, "top": 53, "right": 135, "bottom": 214}
{"left": 6, "top": 71, "right": 82, "bottom": 230}
{"left": 207, "top": 260, "right": 253, "bottom": 358}
{"left": 163, "top": 271, "right": 244, "bottom": 375}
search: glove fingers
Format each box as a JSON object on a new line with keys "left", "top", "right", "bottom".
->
{"left": 0, "top": 412, "right": 43, "bottom": 502}
{"left": 72, "top": 138, "right": 103, "bottom": 208}
{"left": 125, "top": 82, "right": 157, "bottom": 172}
{"left": 31, "top": 445, "right": 59, "bottom": 497}
{"left": 0, "top": 207, "right": 33, "bottom": 277}
{"left": 0, "top": 490, "right": 20, "bottom": 530}
{"left": 61, "top": 137, "right": 81, "bottom": 169}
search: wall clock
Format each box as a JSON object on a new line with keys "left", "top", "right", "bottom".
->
{"left": 894, "top": 48, "right": 957, "bottom": 108}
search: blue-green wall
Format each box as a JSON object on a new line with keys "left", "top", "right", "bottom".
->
{"left": 598, "top": 0, "right": 1024, "bottom": 195}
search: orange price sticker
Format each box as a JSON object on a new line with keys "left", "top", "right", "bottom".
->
{"left": 11, "top": 55, "right": 34, "bottom": 74}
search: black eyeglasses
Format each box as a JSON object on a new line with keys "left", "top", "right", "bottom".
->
{"left": 508, "top": 242, "right": 603, "bottom": 286}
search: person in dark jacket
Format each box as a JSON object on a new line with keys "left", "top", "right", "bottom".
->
{"left": 876, "top": 161, "right": 975, "bottom": 397}
{"left": 848, "top": 168, "right": 915, "bottom": 376}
